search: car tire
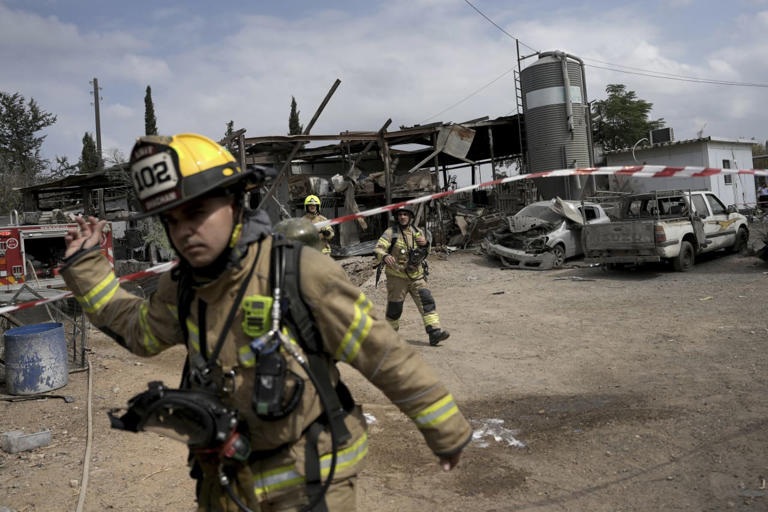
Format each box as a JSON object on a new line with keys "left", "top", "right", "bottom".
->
{"left": 730, "top": 226, "right": 748, "bottom": 254}
{"left": 672, "top": 240, "right": 695, "bottom": 272}
{"left": 551, "top": 244, "right": 566, "bottom": 268}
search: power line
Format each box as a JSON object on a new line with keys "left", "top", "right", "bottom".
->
{"left": 421, "top": 1, "right": 768, "bottom": 125}
{"left": 463, "top": 0, "right": 768, "bottom": 89}
{"left": 585, "top": 62, "right": 768, "bottom": 88}
{"left": 462, "top": 0, "right": 537, "bottom": 53}
{"left": 419, "top": 65, "right": 518, "bottom": 124}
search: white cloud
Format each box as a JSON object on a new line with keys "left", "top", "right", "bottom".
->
{"left": 1, "top": 0, "right": 767, "bottom": 167}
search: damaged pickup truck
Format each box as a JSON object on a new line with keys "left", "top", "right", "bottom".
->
{"left": 481, "top": 198, "right": 610, "bottom": 269}
{"left": 582, "top": 189, "right": 749, "bottom": 271}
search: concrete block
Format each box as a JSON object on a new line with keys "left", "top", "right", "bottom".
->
{"left": 1, "top": 430, "right": 52, "bottom": 453}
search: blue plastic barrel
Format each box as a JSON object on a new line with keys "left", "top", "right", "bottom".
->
{"left": 3, "top": 322, "right": 69, "bottom": 395}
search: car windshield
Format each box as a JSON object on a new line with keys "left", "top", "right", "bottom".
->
{"left": 516, "top": 204, "right": 562, "bottom": 224}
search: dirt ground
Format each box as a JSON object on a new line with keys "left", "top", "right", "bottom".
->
{"left": 2, "top": 224, "right": 768, "bottom": 512}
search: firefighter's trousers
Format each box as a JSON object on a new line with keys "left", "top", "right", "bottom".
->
{"left": 385, "top": 274, "right": 441, "bottom": 333}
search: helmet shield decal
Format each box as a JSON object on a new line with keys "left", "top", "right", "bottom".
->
{"left": 130, "top": 141, "right": 182, "bottom": 214}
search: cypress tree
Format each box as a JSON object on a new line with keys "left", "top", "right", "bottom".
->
{"left": 144, "top": 86, "right": 158, "bottom": 136}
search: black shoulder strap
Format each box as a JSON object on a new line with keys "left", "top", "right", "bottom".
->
{"left": 174, "top": 265, "right": 194, "bottom": 343}
{"left": 272, "top": 236, "right": 351, "bottom": 444}
{"left": 274, "top": 237, "right": 322, "bottom": 354}
{"left": 175, "top": 266, "right": 194, "bottom": 388}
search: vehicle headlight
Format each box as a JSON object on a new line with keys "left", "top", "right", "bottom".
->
{"left": 527, "top": 237, "right": 547, "bottom": 251}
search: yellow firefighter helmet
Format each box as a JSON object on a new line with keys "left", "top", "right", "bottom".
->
{"left": 129, "top": 133, "right": 254, "bottom": 218}
{"left": 304, "top": 194, "right": 321, "bottom": 212}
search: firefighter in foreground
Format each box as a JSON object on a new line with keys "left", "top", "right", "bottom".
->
{"left": 302, "top": 194, "right": 334, "bottom": 255}
{"left": 375, "top": 206, "right": 450, "bottom": 346}
{"left": 60, "top": 133, "right": 471, "bottom": 512}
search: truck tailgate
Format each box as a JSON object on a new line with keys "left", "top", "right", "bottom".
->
{"left": 583, "top": 221, "right": 660, "bottom": 263}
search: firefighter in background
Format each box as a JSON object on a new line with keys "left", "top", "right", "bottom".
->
{"left": 375, "top": 206, "right": 450, "bottom": 346}
{"left": 60, "top": 133, "right": 471, "bottom": 511}
{"left": 302, "top": 194, "right": 334, "bottom": 255}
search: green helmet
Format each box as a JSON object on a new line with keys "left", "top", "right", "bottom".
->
{"left": 273, "top": 218, "right": 323, "bottom": 251}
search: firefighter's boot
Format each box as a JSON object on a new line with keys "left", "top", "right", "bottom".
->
{"left": 428, "top": 327, "right": 450, "bottom": 346}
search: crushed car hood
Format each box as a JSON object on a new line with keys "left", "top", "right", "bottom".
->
{"left": 551, "top": 197, "right": 586, "bottom": 225}
{"left": 505, "top": 197, "right": 584, "bottom": 233}
{"left": 506, "top": 215, "right": 552, "bottom": 233}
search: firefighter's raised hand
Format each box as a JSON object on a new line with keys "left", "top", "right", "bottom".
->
{"left": 65, "top": 215, "right": 107, "bottom": 258}
{"left": 415, "top": 235, "right": 427, "bottom": 246}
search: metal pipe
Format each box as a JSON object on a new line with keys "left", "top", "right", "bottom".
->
{"left": 558, "top": 52, "right": 574, "bottom": 134}
{"left": 632, "top": 138, "right": 649, "bottom": 162}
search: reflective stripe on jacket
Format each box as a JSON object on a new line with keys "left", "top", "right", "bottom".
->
{"left": 61, "top": 234, "right": 471, "bottom": 503}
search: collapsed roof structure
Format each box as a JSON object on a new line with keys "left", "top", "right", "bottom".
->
{"left": 237, "top": 115, "right": 533, "bottom": 251}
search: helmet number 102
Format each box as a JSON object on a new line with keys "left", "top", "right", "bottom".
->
{"left": 132, "top": 153, "right": 177, "bottom": 199}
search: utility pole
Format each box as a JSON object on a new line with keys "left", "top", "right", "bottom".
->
{"left": 90, "top": 77, "right": 103, "bottom": 169}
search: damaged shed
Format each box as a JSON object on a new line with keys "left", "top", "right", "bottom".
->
{"left": 237, "top": 115, "right": 534, "bottom": 254}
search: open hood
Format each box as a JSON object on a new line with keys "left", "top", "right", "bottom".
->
{"left": 551, "top": 197, "right": 586, "bottom": 225}
{"left": 507, "top": 215, "right": 551, "bottom": 232}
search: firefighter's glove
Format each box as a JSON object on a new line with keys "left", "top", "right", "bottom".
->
{"left": 439, "top": 451, "right": 462, "bottom": 471}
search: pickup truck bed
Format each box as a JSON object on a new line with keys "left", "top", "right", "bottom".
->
{"left": 583, "top": 217, "right": 690, "bottom": 264}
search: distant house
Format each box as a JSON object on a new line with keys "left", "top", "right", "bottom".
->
{"left": 603, "top": 136, "right": 757, "bottom": 210}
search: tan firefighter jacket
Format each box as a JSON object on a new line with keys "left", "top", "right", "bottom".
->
{"left": 302, "top": 212, "right": 334, "bottom": 255}
{"left": 61, "top": 230, "right": 471, "bottom": 503}
{"left": 375, "top": 224, "right": 429, "bottom": 280}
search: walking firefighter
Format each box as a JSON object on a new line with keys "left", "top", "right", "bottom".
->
{"left": 374, "top": 205, "right": 451, "bottom": 346}
{"left": 60, "top": 133, "right": 471, "bottom": 512}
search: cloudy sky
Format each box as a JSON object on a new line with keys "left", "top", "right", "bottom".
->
{"left": 2, "top": 0, "right": 767, "bottom": 168}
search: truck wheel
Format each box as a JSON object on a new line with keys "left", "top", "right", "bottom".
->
{"left": 551, "top": 244, "right": 566, "bottom": 268}
{"left": 730, "top": 226, "right": 748, "bottom": 254}
{"left": 672, "top": 241, "right": 695, "bottom": 271}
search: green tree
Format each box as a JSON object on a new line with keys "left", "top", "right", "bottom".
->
{"left": 591, "top": 84, "right": 665, "bottom": 151}
{"left": 289, "top": 96, "right": 303, "bottom": 135}
{"left": 223, "top": 120, "right": 236, "bottom": 154}
{"left": 0, "top": 91, "right": 57, "bottom": 212}
{"left": 48, "top": 156, "right": 78, "bottom": 179}
{"left": 144, "top": 85, "right": 158, "bottom": 136}
{"left": 79, "top": 132, "right": 101, "bottom": 173}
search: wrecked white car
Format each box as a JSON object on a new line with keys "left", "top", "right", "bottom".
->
{"left": 481, "top": 198, "right": 610, "bottom": 269}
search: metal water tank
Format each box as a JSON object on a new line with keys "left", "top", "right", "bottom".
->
{"left": 520, "top": 51, "right": 593, "bottom": 198}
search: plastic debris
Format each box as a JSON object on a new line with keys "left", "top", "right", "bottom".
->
{"left": 471, "top": 418, "right": 526, "bottom": 448}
